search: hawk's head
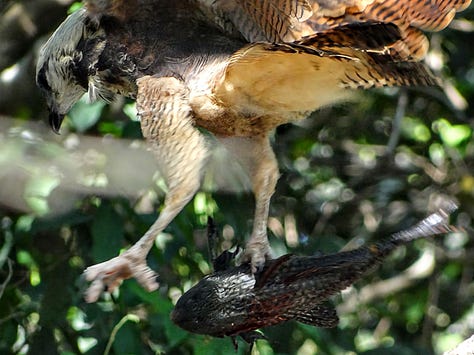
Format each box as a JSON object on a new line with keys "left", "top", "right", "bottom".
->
{"left": 36, "top": 8, "right": 105, "bottom": 133}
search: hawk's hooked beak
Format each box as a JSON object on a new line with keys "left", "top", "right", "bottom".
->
{"left": 49, "top": 111, "right": 65, "bottom": 134}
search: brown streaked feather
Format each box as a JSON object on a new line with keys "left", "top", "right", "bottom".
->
{"left": 311, "top": 0, "right": 375, "bottom": 17}
{"left": 364, "top": 0, "right": 470, "bottom": 32}
{"left": 306, "top": 0, "right": 471, "bottom": 60}
{"left": 294, "top": 21, "right": 402, "bottom": 52}
{"left": 238, "top": 0, "right": 314, "bottom": 41}
{"left": 387, "top": 27, "right": 429, "bottom": 61}
{"left": 308, "top": 0, "right": 471, "bottom": 31}
{"left": 200, "top": 0, "right": 313, "bottom": 42}
{"left": 215, "top": 22, "right": 437, "bottom": 123}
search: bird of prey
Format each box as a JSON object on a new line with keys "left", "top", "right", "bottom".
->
{"left": 36, "top": 0, "right": 470, "bottom": 302}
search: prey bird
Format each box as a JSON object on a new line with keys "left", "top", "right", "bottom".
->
{"left": 36, "top": 0, "right": 470, "bottom": 302}
{"left": 171, "top": 205, "right": 457, "bottom": 343}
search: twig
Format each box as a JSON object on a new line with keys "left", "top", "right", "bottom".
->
{"left": 385, "top": 89, "right": 408, "bottom": 156}
{"left": 0, "top": 231, "right": 14, "bottom": 300}
{"left": 104, "top": 314, "right": 140, "bottom": 355}
{"left": 0, "top": 259, "right": 13, "bottom": 300}
{"left": 0, "top": 310, "right": 24, "bottom": 327}
{"left": 422, "top": 262, "right": 442, "bottom": 351}
{"left": 0, "top": 231, "right": 13, "bottom": 269}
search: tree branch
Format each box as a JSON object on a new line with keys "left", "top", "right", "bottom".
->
{"left": 337, "top": 246, "right": 436, "bottom": 314}
{"left": 444, "top": 334, "right": 474, "bottom": 355}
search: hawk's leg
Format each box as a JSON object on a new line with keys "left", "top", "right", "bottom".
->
{"left": 219, "top": 136, "right": 279, "bottom": 272}
{"left": 84, "top": 76, "right": 209, "bottom": 302}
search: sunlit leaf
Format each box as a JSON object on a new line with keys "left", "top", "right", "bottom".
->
{"left": 68, "top": 95, "right": 106, "bottom": 133}
{"left": 123, "top": 102, "right": 138, "bottom": 121}
{"left": 460, "top": 175, "right": 474, "bottom": 194}
{"left": 429, "top": 142, "right": 446, "bottom": 166}
{"left": 401, "top": 116, "right": 431, "bottom": 142}
{"left": 15, "top": 215, "right": 34, "bottom": 233}
{"left": 68, "top": 2, "right": 83, "bottom": 14}
{"left": 16, "top": 250, "right": 41, "bottom": 286}
{"left": 99, "top": 122, "right": 122, "bottom": 136}
{"left": 24, "top": 175, "right": 60, "bottom": 215}
{"left": 77, "top": 337, "right": 98, "bottom": 353}
{"left": 434, "top": 333, "right": 464, "bottom": 354}
{"left": 433, "top": 119, "right": 472, "bottom": 147}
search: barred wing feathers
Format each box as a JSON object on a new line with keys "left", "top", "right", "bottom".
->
{"left": 215, "top": 22, "right": 437, "bottom": 116}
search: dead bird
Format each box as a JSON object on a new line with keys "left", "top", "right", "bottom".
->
{"left": 171, "top": 205, "right": 457, "bottom": 343}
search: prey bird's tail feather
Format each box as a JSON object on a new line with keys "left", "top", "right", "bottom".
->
{"left": 374, "top": 202, "right": 458, "bottom": 257}
{"left": 277, "top": 203, "right": 458, "bottom": 291}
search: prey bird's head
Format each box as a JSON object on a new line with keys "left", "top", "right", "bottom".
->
{"left": 36, "top": 8, "right": 105, "bottom": 133}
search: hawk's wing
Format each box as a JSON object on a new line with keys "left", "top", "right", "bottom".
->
{"left": 307, "top": 0, "right": 472, "bottom": 60}
{"left": 83, "top": 0, "right": 470, "bottom": 60}
{"left": 308, "top": 0, "right": 471, "bottom": 32}
{"left": 203, "top": 0, "right": 470, "bottom": 60}
{"left": 197, "top": 0, "right": 313, "bottom": 42}
{"left": 214, "top": 22, "right": 438, "bottom": 116}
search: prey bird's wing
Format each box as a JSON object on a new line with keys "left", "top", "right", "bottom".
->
{"left": 287, "top": 304, "right": 339, "bottom": 328}
{"left": 214, "top": 22, "right": 438, "bottom": 117}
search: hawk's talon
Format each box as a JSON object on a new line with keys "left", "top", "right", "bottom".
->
{"left": 83, "top": 253, "right": 159, "bottom": 303}
{"left": 241, "top": 240, "right": 272, "bottom": 273}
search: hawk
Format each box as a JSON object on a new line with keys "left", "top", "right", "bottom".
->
{"left": 36, "top": 0, "right": 470, "bottom": 302}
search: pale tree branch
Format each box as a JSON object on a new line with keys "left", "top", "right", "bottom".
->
{"left": 337, "top": 247, "right": 436, "bottom": 314}
{"left": 444, "top": 334, "right": 474, "bottom": 355}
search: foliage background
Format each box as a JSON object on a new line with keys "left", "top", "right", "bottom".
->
{"left": 1, "top": 1, "right": 474, "bottom": 354}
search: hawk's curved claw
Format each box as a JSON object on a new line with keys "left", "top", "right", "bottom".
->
{"left": 241, "top": 240, "right": 272, "bottom": 273}
{"left": 83, "top": 252, "right": 159, "bottom": 303}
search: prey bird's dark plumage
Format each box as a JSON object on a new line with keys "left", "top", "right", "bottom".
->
{"left": 171, "top": 206, "right": 457, "bottom": 342}
{"left": 36, "top": 0, "right": 470, "bottom": 302}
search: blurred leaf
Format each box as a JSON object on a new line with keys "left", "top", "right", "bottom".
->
{"left": 433, "top": 119, "right": 472, "bottom": 147}
{"left": 91, "top": 202, "right": 124, "bottom": 262}
{"left": 434, "top": 333, "right": 464, "bottom": 354}
{"left": 460, "top": 175, "right": 474, "bottom": 194}
{"left": 68, "top": 2, "right": 83, "bottom": 14}
{"left": 24, "top": 175, "right": 60, "bottom": 216}
{"left": 109, "top": 315, "right": 141, "bottom": 355}
{"left": 192, "top": 336, "right": 243, "bottom": 355}
{"left": 68, "top": 96, "right": 106, "bottom": 133}
{"left": 99, "top": 122, "right": 123, "bottom": 136}
{"left": 123, "top": 102, "right": 138, "bottom": 121}
{"left": 401, "top": 116, "right": 431, "bottom": 143}
{"left": 17, "top": 250, "right": 41, "bottom": 286}
{"left": 429, "top": 143, "right": 446, "bottom": 166}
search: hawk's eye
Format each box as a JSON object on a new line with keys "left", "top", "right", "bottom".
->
{"left": 37, "top": 66, "right": 52, "bottom": 92}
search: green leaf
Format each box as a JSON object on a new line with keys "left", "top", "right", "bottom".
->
{"left": 24, "top": 174, "right": 60, "bottom": 216}
{"left": 110, "top": 315, "right": 142, "bottom": 355}
{"left": 433, "top": 119, "right": 472, "bottom": 147}
{"left": 91, "top": 203, "right": 124, "bottom": 262}
{"left": 401, "top": 116, "right": 431, "bottom": 143}
{"left": 68, "top": 95, "right": 106, "bottom": 133}
{"left": 68, "top": 2, "right": 83, "bottom": 14}
{"left": 123, "top": 102, "right": 138, "bottom": 121}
